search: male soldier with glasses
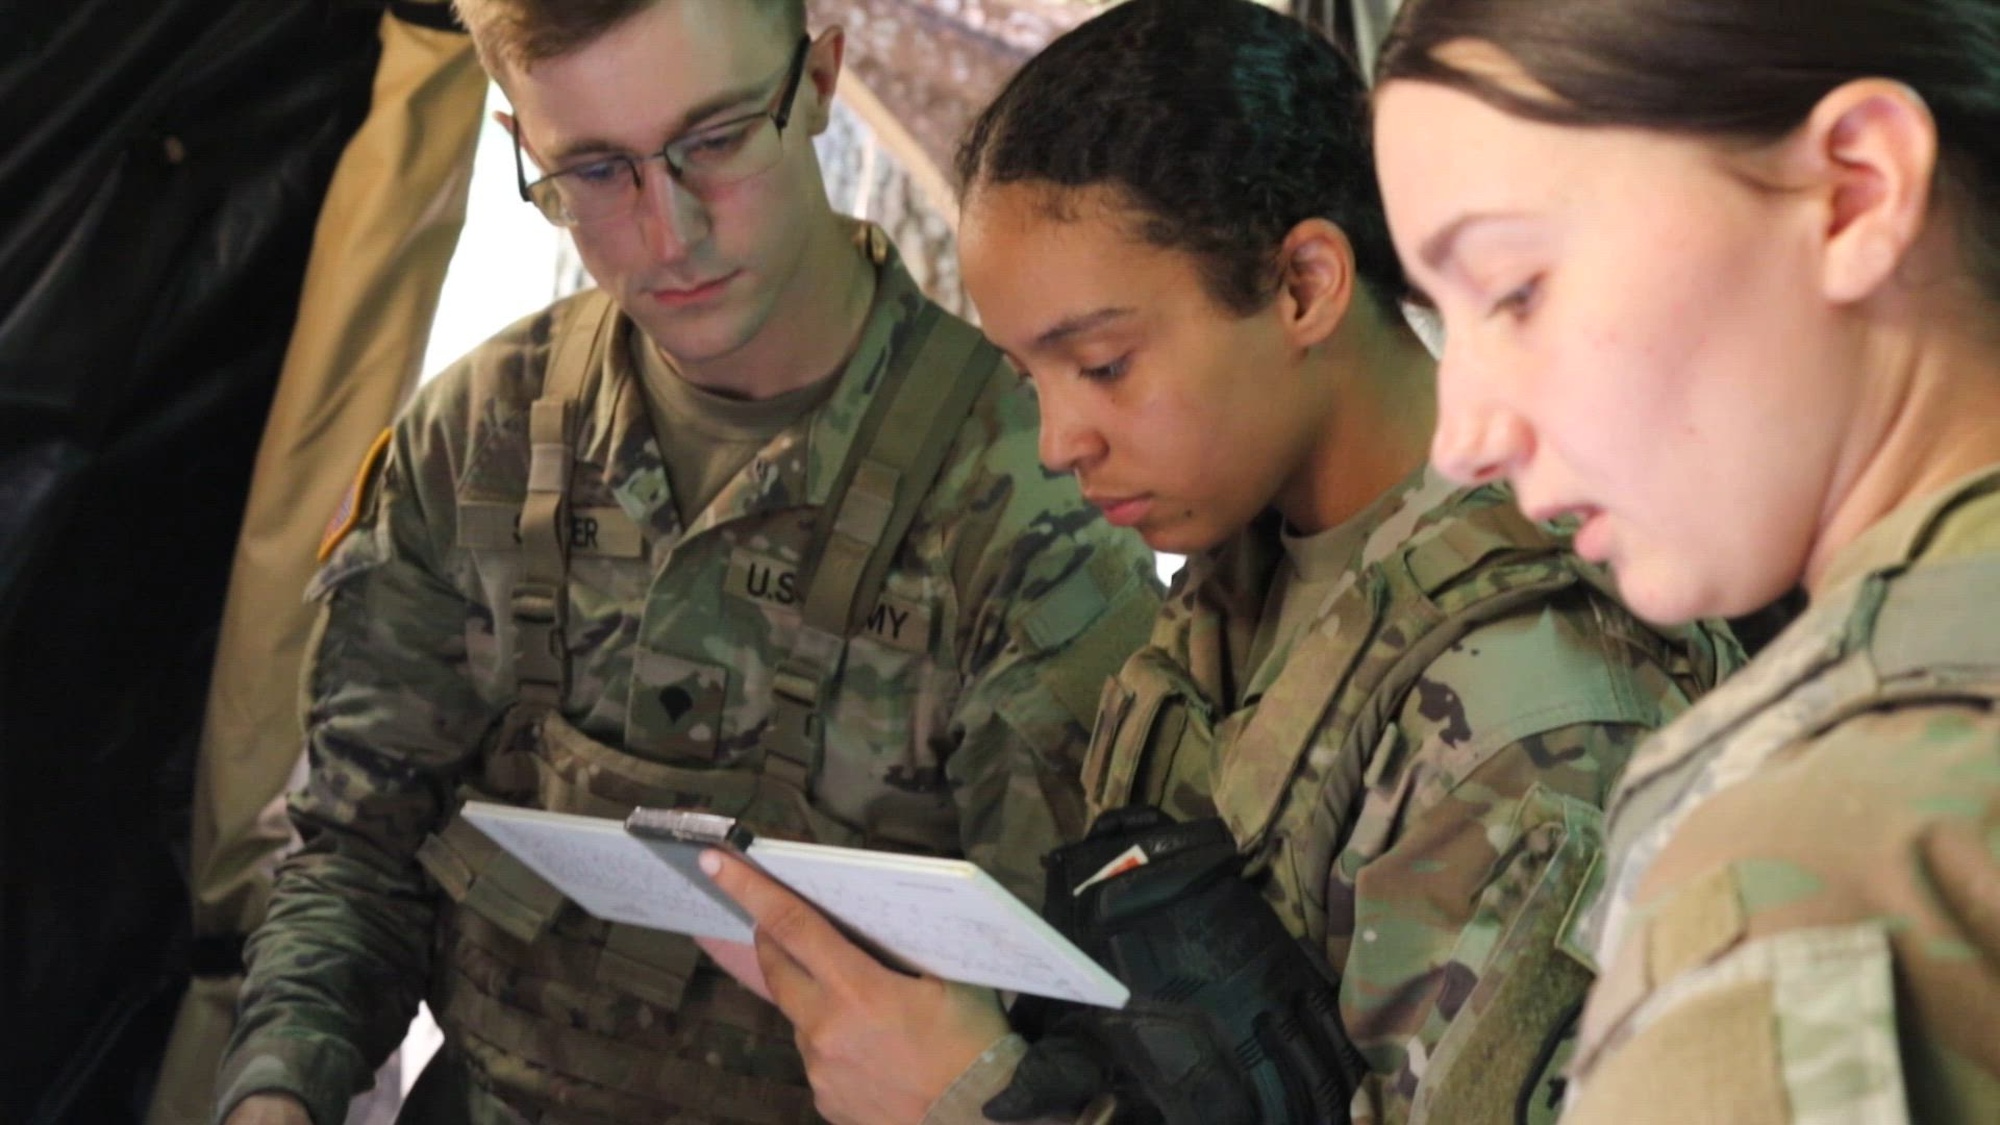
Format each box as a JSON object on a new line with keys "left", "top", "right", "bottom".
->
{"left": 213, "top": 2, "right": 1160, "bottom": 1122}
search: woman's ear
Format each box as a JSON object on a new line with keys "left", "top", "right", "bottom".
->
{"left": 1790, "top": 78, "right": 1939, "bottom": 304}
{"left": 1276, "top": 218, "right": 1357, "bottom": 350}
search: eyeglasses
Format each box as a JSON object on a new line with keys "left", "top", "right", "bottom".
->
{"left": 513, "top": 35, "right": 812, "bottom": 228}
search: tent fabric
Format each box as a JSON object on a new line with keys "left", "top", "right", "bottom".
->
{"left": 0, "top": 0, "right": 384, "bottom": 1120}
{"left": 144, "top": 11, "right": 485, "bottom": 1123}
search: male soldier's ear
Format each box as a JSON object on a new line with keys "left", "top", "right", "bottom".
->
{"left": 494, "top": 109, "right": 540, "bottom": 172}
{"left": 1788, "top": 78, "right": 1940, "bottom": 305}
{"left": 1276, "top": 218, "right": 1356, "bottom": 352}
{"left": 800, "top": 27, "right": 847, "bottom": 136}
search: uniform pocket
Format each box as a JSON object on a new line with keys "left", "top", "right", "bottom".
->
{"left": 1082, "top": 649, "right": 1218, "bottom": 821}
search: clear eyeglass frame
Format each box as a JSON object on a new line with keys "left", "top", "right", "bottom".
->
{"left": 513, "top": 34, "right": 812, "bottom": 228}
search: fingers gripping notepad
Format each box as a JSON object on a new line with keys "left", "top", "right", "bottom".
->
{"left": 459, "top": 802, "right": 1130, "bottom": 1008}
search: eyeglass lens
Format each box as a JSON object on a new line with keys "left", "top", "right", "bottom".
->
{"left": 520, "top": 36, "right": 809, "bottom": 227}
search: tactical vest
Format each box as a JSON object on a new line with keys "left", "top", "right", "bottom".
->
{"left": 412, "top": 287, "right": 1008, "bottom": 1124}
{"left": 1574, "top": 479, "right": 2000, "bottom": 1099}
{"left": 1082, "top": 493, "right": 1737, "bottom": 1124}
{"left": 1085, "top": 492, "right": 1732, "bottom": 945}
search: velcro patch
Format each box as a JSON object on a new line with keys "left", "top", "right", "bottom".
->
{"left": 1021, "top": 567, "right": 1109, "bottom": 653}
{"left": 1647, "top": 865, "right": 1747, "bottom": 984}
{"left": 1571, "top": 978, "right": 1788, "bottom": 1125}
{"left": 724, "top": 546, "right": 932, "bottom": 653}
{"left": 319, "top": 428, "right": 394, "bottom": 562}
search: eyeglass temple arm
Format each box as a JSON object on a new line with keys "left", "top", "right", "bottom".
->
{"left": 511, "top": 118, "right": 535, "bottom": 202}
{"left": 772, "top": 34, "right": 812, "bottom": 133}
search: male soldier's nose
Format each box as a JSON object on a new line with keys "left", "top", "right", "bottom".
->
{"left": 636, "top": 164, "right": 708, "bottom": 262}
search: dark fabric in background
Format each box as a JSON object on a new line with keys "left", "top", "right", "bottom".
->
{"left": 0, "top": 1, "right": 379, "bottom": 1119}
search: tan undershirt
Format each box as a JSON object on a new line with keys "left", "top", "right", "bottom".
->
{"left": 1241, "top": 516, "right": 1374, "bottom": 695}
{"left": 631, "top": 330, "right": 843, "bottom": 527}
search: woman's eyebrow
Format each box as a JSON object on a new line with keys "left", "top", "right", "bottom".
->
{"left": 1031, "top": 307, "right": 1135, "bottom": 353}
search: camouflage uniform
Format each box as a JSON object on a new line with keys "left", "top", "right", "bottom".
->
{"left": 214, "top": 230, "right": 1161, "bottom": 1125}
{"left": 927, "top": 466, "right": 1738, "bottom": 1125}
{"left": 1563, "top": 466, "right": 2000, "bottom": 1124}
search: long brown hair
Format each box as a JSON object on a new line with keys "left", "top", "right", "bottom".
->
{"left": 1376, "top": 0, "right": 2000, "bottom": 299}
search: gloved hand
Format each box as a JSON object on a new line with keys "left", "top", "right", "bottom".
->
{"left": 984, "top": 806, "right": 1366, "bottom": 1125}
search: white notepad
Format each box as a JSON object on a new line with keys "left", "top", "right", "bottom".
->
{"left": 460, "top": 802, "right": 1129, "bottom": 1009}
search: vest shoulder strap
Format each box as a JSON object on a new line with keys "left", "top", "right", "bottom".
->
{"left": 511, "top": 289, "right": 619, "bottom": 707}
{"left": 765, "top": 305, "right": 1008, "bottom": 787}
{"left": 1789, "top": 552, "right": 2000, "bottom": 735}
{"left": 1616, "top": 548, "right": 2000, "bottom": 822}
{"left": 1215, "top": 497, "right": 1578, "bottom": 852}
{"left": 1866, "top": 554, "right": 2000, "bottom": 686}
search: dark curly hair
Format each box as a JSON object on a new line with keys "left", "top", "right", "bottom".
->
{"left": 956, "top": 0, "right": 1406, "bottom": 317}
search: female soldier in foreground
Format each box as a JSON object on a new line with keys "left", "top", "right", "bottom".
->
{"left": 699, "top": 2, "right": 1734, "bottom": 1121}
{"left": 1372, "top": 0, "right": 2000, "bottom": 1120}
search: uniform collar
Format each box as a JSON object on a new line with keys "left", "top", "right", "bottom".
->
{"left": 573, "top": 221, "right": 922, "bottom": 540}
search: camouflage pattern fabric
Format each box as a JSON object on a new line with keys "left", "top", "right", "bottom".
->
{"left": 1075, "top": 465, "right": 1737, "bottom": 1125}
{"left": 213, "top": 229, "right": 1162, "bottom": 1125}
{"left": 1564, "top": 466, "right": 2000, "bottom": 1125}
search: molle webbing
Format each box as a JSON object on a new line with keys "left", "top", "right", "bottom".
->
{"left": 424, "top": 711, "right": 833, "bottom": 1120}
{"left": 502, "top": 708, "right": 866, "bottom": 846}
{"left": 1085, "top": 649, "right": 1215, "bottom": 815}
{"left": 442, "top": 970, "right": 819, "bottom": 1125}
{"left": 419, "top": 818, "right": 566, "bottom": 946}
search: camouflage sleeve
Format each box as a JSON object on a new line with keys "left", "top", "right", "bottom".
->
{"left": 1330, "top": 604, "right": 1665, "bottom": 1125}
{"left": 933, "top": 383, "right": 1161, "bottom": 907}
{"left": 214, "top": 403, "right": 498, "bottom": 1125}
{"left": 1563, "top": 707, "right": 2000, "bottom": 1124}
{"left": 918, "top": 1033, "right": 1066, "bottom": 1125}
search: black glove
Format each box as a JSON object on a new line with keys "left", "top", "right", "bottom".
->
{"left": 985, "top": 806, "right": 1366, "bottom": 1125}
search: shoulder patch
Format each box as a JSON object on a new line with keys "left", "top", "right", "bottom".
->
{"left": 318, "top": 428, "right": 394, "bottom": 563}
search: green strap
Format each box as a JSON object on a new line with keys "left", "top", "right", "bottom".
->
{"left": 826, "top": 321, "right": 993, "bottom": 636}
{"left": 511, "top": 291, "right": 618, "bottom": 708}
{"left": 766, "top": 309, "right": 999, "bottom": 787}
